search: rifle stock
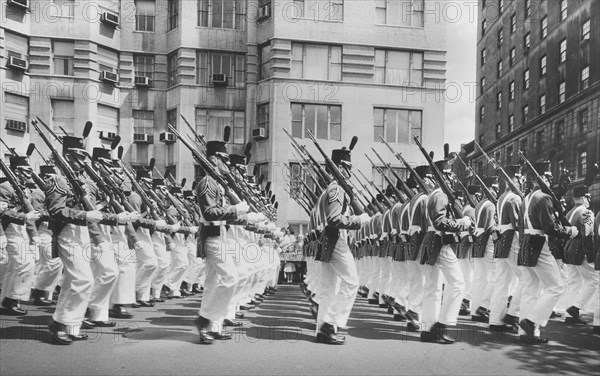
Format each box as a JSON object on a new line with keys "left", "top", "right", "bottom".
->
{"left": 475, "top": 142, "right": 524, "bottom": 199}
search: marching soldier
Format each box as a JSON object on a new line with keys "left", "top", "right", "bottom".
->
{"left": 315, "top": 146, "right": 370, "bottom": 345}
{"left": 593, "top": 210, "right": 600, "bottom": 335}
{"left": 457, "top": 185, "right": 480, "bottom": 316}
{"left": 518, "top": 161, "right": 574, "bottom": 344}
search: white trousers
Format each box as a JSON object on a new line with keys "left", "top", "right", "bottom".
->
{"left": 317, "top": 237, "right": 359, "bottom": 330}
{"left": 135, "top": 228, "right": 157, "bottom": 301}
{"left": 88, "top": 240, "right": 119, "bottom": 322}
{"left": 489, "top": 235, "right": 523, "bottom": 324}
{"left": 565, "top": 260, "right": 599, "bottom": 311}
{"left": 520, "top": 242, "right": 565, "bottom": 328}
{"left": 0, "top": 223, "right": 35, "bottom": 302}
{"left": 390, "top": 261, "right": 409, "bottom": 307}
{"left": 109, "top": 236, "right": 137, "bottom": 306}
{"left": 458, "top": 258, "right": 473, "bottom": 301}
{"left": 421, "top": 245, "right": 465, "bottom": 330}
{"left": 471, "top": 238, "right": 496, "bottom": 311}
{"left": 34, "top": 225, "right": 63, "bottom": 294}
{"left": 150, "top": 232, "right": 171, "bottom": 298}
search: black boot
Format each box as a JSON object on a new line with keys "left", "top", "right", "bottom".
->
{"left": 316, "top": 323, "right": 345, "bottom": 345}
{"left": 31, "top": 289, "right": 55, "bottom": 306}
{"left": 565, "top": 306, "right": 587, "bottom": 325}
{"left": 1, "top": 297, "right": 27, "bottom": 315}
{"left": 191, "top": 284, "right": 203, "bottom": 294}
{"left": 420, "top": 322, "right": 455, "bottom": 344}
{"left": 195, "top": 316, "right": 215, "bottom": 344}
{"left": 109, "top": 304, "right": 133, "bottom": 319}
{"left": 459, "top": 299, "right": 471, "bottom": 316}
{"left": 48, "top": 320, "right": 73, "bottom": 345}
{"left": 471, "top": 306, "right": 490, "bottom": 323}
{"left": 519, "top": 319, "right": 549, "bottom": 344}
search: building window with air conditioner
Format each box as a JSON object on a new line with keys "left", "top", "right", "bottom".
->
{"left": 98, "top": 46, "right": 119, "bottom": 84}
{"left": 52, "top": 40, "right": 74, "bottom": 76}
{"left": 373, "top": 49, "right": 423, "bottom": 86}
{"left": 97, "top": 104, "right": 119, "bottom": 146}
{"left": 292, "top": 103, "right": 342, "bottom": 141}
{"left": 135, "top": 55, "right": 154, "bottom": 86}
{"left": 196, "top": 51, "right": 245, "bottom": 87}
{"left": 4, "top": 92, "right": 29, "bottom": 133}
{"left": 51, "top": 99, "right": 75, "bottom": 135}
{"left": 198, "top": 0, "right": 246, "bottom": 30}
{"left": 135, "top": 0, "right": 155, "bottom": 32}
{"left": 256, "top": 103, "right": 270, "bottom": 139}
{"left": 5, "top": 31, "right": 29, "bottom": 72}
{"left": 133, "top": 109, "right": 154, "bottom": 146}
{"left": 195, "top": 109, "right": 245, "bottom": 145}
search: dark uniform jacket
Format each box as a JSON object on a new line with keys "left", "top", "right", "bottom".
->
{"left": 473, "top": 198, "right": 497, "bottom": 258}
{"left": 495, "top": 191, "right": 521, "bottom": 258}
{"left": 563, "top": 203, "right": 595, "bottom": 265}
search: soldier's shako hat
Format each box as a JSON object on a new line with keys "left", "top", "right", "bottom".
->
{"left": 183, "top": 190, "right": 194, "bottom": 198}
{"left": 229, "top": 154, "right": 246, "bottom": 167}
{"left": 467, "top": 185, "right": 481, "bottom": 195}
{"left": 415, "top": 165, "right": 431, "bottom": 178}
{"left": 503, "top": 165, "right": 522, "bottom": 178}
{"left": 483, "top": 176, "right": 499, "bottom": 188}
{"left": 152, "top": 178, "right": 166, "bottom": 189}
{"left": 137, "top": 169, "right": 151, "bottom": 180}
{"left": 434, "top": 160, "right": 451, "bottom": 174}
{"left": 385, "top": 185, "right": 394, "bottom": 198}
{"left": 573, "top": 185, "right": 589, "bottom": 198}
{"left": 39, "top": 165, "right": 56, "bottom": 176}
{"left": 453, "top": 190, "right": 464, "bottom": 199}
{"left": 10, "top": 156, "right": 31, "bottom": 170}
{"left": 206, "top": 141, "right": 229, "bottom": 160}
{"left": 532, "top": 160, "right": 552, "bottom": 177}
{"left": 169, "top": 186, "right": 182, "bottom": 195}
{"left": 62, "top": 136, "right": 86, "bottom": 156}
{"left": 406, "top": 173, "right": 418, "bottom": 189}
{"left": 331, "top": 147, "right": 351, "bottom": 168}
{"left": 92, "top": 147, "right": 112, "bottom": 165}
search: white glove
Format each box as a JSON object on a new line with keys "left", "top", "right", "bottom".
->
{"left": 26, "top": 211, "right": 41, "bottom": 221}
{"left": 169, "top": 224, "right": 181, "bottom": 233}
{"left": 86, "top": 210, "right": 104, "bottom": 222}
{"left": 273, "top": 230, "right": 284, "bottom": 238}
{"left": 257, "top": 222, "right": 268, "bottom": 231}
{"left": 245, "top": 212, "right": 266, "bottom": 224}
{"left": 189, "top": 226, "right": 199, "bottom": 235}
{"left": 457, "top": 217, "right": 472, "bottom": 229}
{"left": 235, "top": 201, "right": 250, "bottom": 216}
{"left": 358, "top": 213, "right": 370, "bottom": 225}
{"left": 568, "top": 226, "right": 579, "bottom": 239}
{"left": 155, "top": 220, "right": 167, "bottom": 227}
{"left": 408, "top": 225, "right": 421, "bottom": 236}
{"left": 267, "top": 222, "right": 277, "bottom": 231}
{"left": 0, "top": 235, "right": 7, "bottom": 250}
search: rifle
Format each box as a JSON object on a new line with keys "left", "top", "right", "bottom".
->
{"left": 346, "top": 171, "right": 379, "bottom": 214}
{"left": 284, "top": 164, "right": 318, "bottom": 204}
{"left": 305, "top": 130, "right": 364, "bottom": 214}
{"left": 366, "top": 150, "right": 411, "bottom": 201}
{"left": 518, "top": 151, "right": 571, "bottom": 227}
{"left": 290, "top": 149, "right": 325, "bottom": 193}
{"left": 284, "top": 187, "right": 311, "bottom": 215}
{"left": 180, "top": 114, "right": 207, "bottom": 147}
{"left": 444, "top": 157, "right": 477, "bottom": 208}
{"left": 475, "top": 142, "right": 523, "bottom": 199}
{"left": 380, "top": 136, "right": 431, "bottom": 195}
{"left": 0, "top": 157, "right": 36, "bottom": 214}
{"left": 120, "top": 163, "right": 162, "bottom": 222}
{"left": 413, "top": 136, "right": 463, "bottom": 217}
{"left": 355, "top": 168, "right": 392, "bottom": 210}
{"left": 0, "top": 141, "right": 47, "bottom": 191}
{"left": 453, "top": 153, "right": 497, "bottom": 206}
{"left": 283, "top": 128, "right": 332, "bottom": 185}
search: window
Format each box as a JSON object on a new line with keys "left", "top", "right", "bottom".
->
{"left": 508, "top": 114, "right": 515, "bottom": 132}
{"left": 541, "top": 16, "right": 547, "bottom": 39}
{"left": 506, "top": 145, "right": 513, "bottom": 164}
{"left": 539, "top": 94, "right": 546, "bottom": 114}
{"left": 167, "top": 53, "right": 177, "bottom": 86}
{"left": 523, "top": 69, "right": 530, "bottom": 90}
{"left": 559, "top": 39, "right": 566, "bottom": 63}
{"left": 498, "top": 0, "right": 504, "bottom": 13}
{"left": 255, "top": 162, "right": 269, "bottom": 185}
{"left": 482, "top": 19, "right": 487, "bottom": 36}
{"left": 524, "top": 33, "right": 531, "bottom": 51}
{"left": 509, "top": 81, "right": 515, "bottom": 101}
{"left": 291, "top": 44, "right": 343, "bottom": 81}
{"left": 376, "top": 0, "right": 424, "bottom": 28}
{"left": 372, "top": 166, "right": 407, "bottom": 191}
{"left": 496, "top": 91, "right": 502, "bottom": 110}
{"left": 97, "top": 46, "right": 118, "bottom": 74}
{"left": 495, "top": 123, "right": 501, "bottom": 139}
{"left": 258, "top": 43, "right": 271, "bottom": 80}
{"left": 373, "top": 49, "right": 423, "bottom": 86}
{"left": 481, "top": 77, "right": 486, "bottom": 90}
{"left": 578, "top": 151, "right": 587, "bottom": 178}
{"left": 4, "top": 92, "right": 29, "bottom": 133}
{"left": 536, "top": 130, "right": 544, "bottom": 153}
{"left": 134, "top": 55, "right": 154, "bottom": 80}
{"left": 257, "top": 103, "right": 270, "bottom": 134}
{"left": 523, "top": 105, "right": 529, "bottom": 122}
{"left": 135, "top": 0, "right": 155, "bottom": 31}
{"left": 133, "top": 109, "right": 154, "bottom": 132}
{"left": 520, "top": 138, "right": 527, "bottom": 154}
{"left": 292, "top": 0, "right": 305, "bottom": 18}
{"left": 51, "top": 99, "right": 74, "bottom": 135}
{"left": 559, "top": 81, "right": 566, "bottom": 104}
{"left": 509, "top": 47, "right": 516, "bottom": 66}
{"left": 196, "top": 51, "right": 245, "bottom": 87}
{"left": 5, "top": 31, "right": 28, "bottom": 61}
{"left": 581, "top": 66, "right": 589, "bottom": 90}
{"left": 525, "top": 0, "right": 531, "bottom": 18}
{"left": 582, "top": 19, "right": 590, "bottom": 41}
{"left": 52, "top": 40, "right": 74, "bottom": 76}
{"left": 479, "top": 134, "right": 485, "bottom": 147}
{"left": 540, "top": 55, "right": 547, "bottom": 76}
{"left": 578, "top": 109, "right": 588, "bottom": 134}
{"left": 291, "top": 103, "right": 342, "bottom": 141}
{"left": 198, "top": 0, "right": 246, "bottom": 29}
{"left": 168, "top": 0, "right": 179, "bottom": 31}
{"left": 555, "top": 120, "right": 564, "bottom": 144}
{"left": 560, "top": 0, "right": 567, "bottom": 21}
{"left": 510, "top": 13, "right": 517, "bottom": 33}
{"left": 481, "top": 48, "right": 487, "bottom": 66}
{"left": 195, "top": 109, "right": 245, "bottom": 145}
{"left": 497, "top": 60, "right": 503, "bottom": 78}
{"left": 479, "top": 106, "right": 485, "bottom": 123}
{"left": 497, "top": 28, "right": 504, "bottom": 47}
{"left": 373, "top": 108, "right": 422, "bottom": 144}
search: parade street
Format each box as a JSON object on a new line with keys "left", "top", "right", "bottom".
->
{"left": 1, "top": 285, "right": 598, "bottom": 376}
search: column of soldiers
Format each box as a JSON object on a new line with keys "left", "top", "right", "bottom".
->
{"left": 0, "top": 117, "right": 285, "bottom": 346}
{"left": 292, "top": 135, "right": 600, "bottom": 345}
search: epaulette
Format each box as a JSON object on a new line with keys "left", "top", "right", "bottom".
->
{"left": 329, "top": 185, "right": 343, "bottom": 204}
{"left": 44, "top": 175, "right": 69, "bottom": 197}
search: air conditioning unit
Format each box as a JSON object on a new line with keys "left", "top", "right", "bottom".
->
{"left": 101, "top": 70, "right": 119, "bottom": 84}
{"left": 5, "top": 120, "right": 27, "bottom": 132}
{"left": 134, "top": 76, "right": 150, "bottom": 87}
{"left": 212, "top": 73, "right": 227, "bottom": 86}
{"left": 99, "top": 131, "right": 117, "bottom": 140}
{"left": 8, "top": 56, "right": 28, "bottom": 71}
{"left": 7, "top": 0, "right": 28, "bottom": 9}
{"left": 100, "top": 11, "right": 120, "bottom": 27}
{"left": 252, "top": 127, "right": 266, "bottom": 140}
{"left": 133, "top": 133, "right": 151, "bottom": 143}
{"left": 258, "top": 4, "right": 271, "bottom": 20}
{"left": 159, "top": 132, "right": 176, "bottom": 144}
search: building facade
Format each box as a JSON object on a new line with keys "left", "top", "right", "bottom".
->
{"left": 472, "top": 0, "right": 599, "bottom": 209}
{"left": 1, "top": 0, "right": 447, "bottom": 230}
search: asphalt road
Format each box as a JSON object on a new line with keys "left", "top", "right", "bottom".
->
{"left": 1, "top": 285, "right": 599, "bottom": 376}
